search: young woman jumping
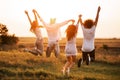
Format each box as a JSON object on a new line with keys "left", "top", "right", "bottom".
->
{"left": 24, "top": 9, "right": 44, "bottom": 56}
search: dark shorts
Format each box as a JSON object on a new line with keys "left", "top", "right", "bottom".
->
{"left": 82, "top": 49, "right": 95, "bottom": 62}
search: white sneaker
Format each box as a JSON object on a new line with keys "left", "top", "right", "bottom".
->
{"left": 66, "top": 68, "right": 70, "bottom": 76}
{"left": 89, "top": 56, "right": 91, "bottom": 62}
{"left": 61, "top": 69, "right": 65, "bottom": 75}
{"left": 24, "top": 48, "right": 29, "bottom": 52}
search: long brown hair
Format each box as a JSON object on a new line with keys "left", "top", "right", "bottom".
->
{"left": 30, "top": 21, "right": 38, "bottom": 32}
{"left": 84, "top": 19, "right": 94, "bottom": 29}
{"left": 66, "top": 24, "right": 77, "bottom": 41}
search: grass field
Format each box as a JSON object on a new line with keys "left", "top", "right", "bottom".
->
{"left": 0, "top": 37, "right": 120, "bottom": 80}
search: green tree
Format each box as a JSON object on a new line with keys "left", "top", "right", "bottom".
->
{"left": 0, "top": 23, "right": 19, "bottom": 45}
{"left": 0, "top": 23, "right": 8, "bottom": 35}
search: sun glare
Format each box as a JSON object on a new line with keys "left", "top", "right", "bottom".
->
{"left": 0, "top": 0, "right": 120, "bottom": 38}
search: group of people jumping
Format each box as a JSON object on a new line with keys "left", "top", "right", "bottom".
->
{"left": 24, "top": 6, "right": 101, "bottom": 76}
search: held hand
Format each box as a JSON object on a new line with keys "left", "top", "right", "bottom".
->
{"left": 79, "top": 14, "right": 82, "bottom": 21}
{"left": 24, "top": 10, "right": 28, "bottom": 14}
{"left": 71, "top": 19, "right": 75, "bottom": 24}
{"left": 78, "top": 14, "right": 83, "bottom": 25}
{"left": 32, "top": 9, "right": 37, "bottom": 13}
{"left": 32, "top": 9, "right": 40, "bottom": 18}
{"left": 78, "top": 14, "right": 82, "bottom": 21}
{"left": 79, "top": 14, "right": 82, "bottom": 18}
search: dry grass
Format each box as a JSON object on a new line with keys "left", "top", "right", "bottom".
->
{"left": 0, "top": 37, "right": 120, "bottom": 80}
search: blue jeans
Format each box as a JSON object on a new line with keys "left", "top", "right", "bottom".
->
{"left": 35, "top": 39, "right": 44, "bottom": 54}
{"left": 28, "top": 39, "right": 43, "bottom": 56}
{"left": 46, "top": 41, "right": 60, "bottom": 58}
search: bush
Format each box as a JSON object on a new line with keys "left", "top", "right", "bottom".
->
{"left": 103, "top": 44, "right": 108, "bottom": 51}
{"left": 0, "top": 34, "right": 19, "bottom": 45}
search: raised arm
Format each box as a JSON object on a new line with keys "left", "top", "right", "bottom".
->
{"left": 76, "top": 17, "right": 80, "bottom": 27}
{"left": 33, "top": 9, "right": 47, "bottom": 27}
{"left": 78, "top": 14, "right": 83, "bottom": 26}
{"left": 57, "top": 19, "right": 75, "bottom": 28}
{"left": 75, "top": 17, "right": 80, "bottom": 32}
{"left": 94, "top": 6, "right": 101, "bottom": 26}
{"left": 32, "top": 9, "right": 38, "bottom": 23}
{"left": 24, "top": 10, "right": 32, "bottom": 25}
{"left": 34, "top": 10, "right": 42, "bottom": 23}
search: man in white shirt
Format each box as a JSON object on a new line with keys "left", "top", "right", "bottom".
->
{"left": 34, "top": 10, "right": 75, "bottom": 58}
{"left": 78, "top": 6, "right": 101, "bottom": 67}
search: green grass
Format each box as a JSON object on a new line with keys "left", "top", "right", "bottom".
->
{"left": 0, "top": 49, "right": 120, "bottom": 80}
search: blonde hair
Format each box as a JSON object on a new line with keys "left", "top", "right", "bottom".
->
{"left": 50, "top": 18, "right": 56, "bottom": 24}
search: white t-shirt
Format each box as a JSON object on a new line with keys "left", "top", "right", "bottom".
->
{"left": 39, "top": 17, "right": 70, "bottom": 44}
{"left": 34, "top": 28, "right": 42, "bottom": 40}
{"left": 65, "top": 24, "right": 78, "bottom": 56}
{"left": 65, "top": 36, "right": 77, "bottom": 56}
{"left": 45, "top": 23, "right": 62, "bottom": 43}
{"left": 81, "top": 25, "right": 96, "bottom": 52}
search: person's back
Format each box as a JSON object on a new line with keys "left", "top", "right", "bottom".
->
{"left": 78, "top": 6, "right": 101, "bottom": 67}
{"left": 44, "top": 21, "right": 74, "bottom": 58}
{"left": 35, "top": 10, "right": 75, "bottom": 57}
{"left": 24, "top": 9, "right": 44, "bottom": 56}
{"left": 63, "top": 23, "right": 78, "bottom": 76}
{"left": 34, "top": 27, "right": 42, "bottom": 40}
{"left": 45, "top": 23, "right": 61, "bottom": 43}
{"left": 81, "top": 25, "right": 96, "bottom": 52}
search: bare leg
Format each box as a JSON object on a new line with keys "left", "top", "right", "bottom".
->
{"left": 62, "top": 56, "right": 73, "bottom": 76}
{"left": 54, "top": 43, "right": 60, "bottom": 58}
{"left": 35, "top": 39, "right": 44, "bottom": 56}
{"left": 69, "top": 56, "right": 76, "bottom": 68}
{"left": 46, "top": 44, "right": 55, "bottom": 57}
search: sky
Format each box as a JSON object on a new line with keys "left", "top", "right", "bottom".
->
{"left": 0, "top": 0, "right": 120, "bottom": 38}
